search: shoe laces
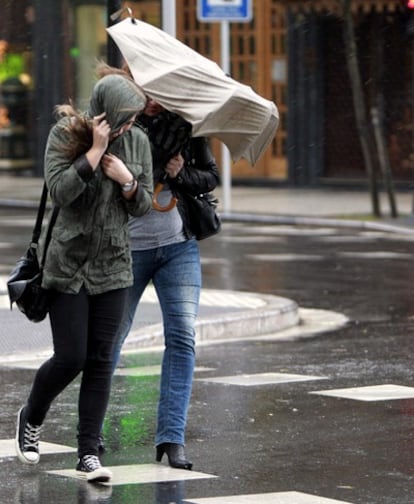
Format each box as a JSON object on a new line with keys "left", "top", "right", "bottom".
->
{"left": 24, "top": 423, "right": 41, "bottom": 450}
{"left": 82, "top": 455, "right": 102, "bottom": 471}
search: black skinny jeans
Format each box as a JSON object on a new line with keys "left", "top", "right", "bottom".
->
{"left": 26, "top": 286, "right": 127, "bottom": 457}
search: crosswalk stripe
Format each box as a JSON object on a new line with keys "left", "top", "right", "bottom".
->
{"left": 0, "top": 439, "right": 76, "bottom": 458}
{"left": 47, "top": 463, "right": 216, "bottom": 485}
{"left": 186, "top": 491, "right": 352, "bottom": 503}
{"left": 196, "top": 372, "right": 328, "bottom": 387}
{"left": 310, "top": 383, "right": 414, "bottom": 401}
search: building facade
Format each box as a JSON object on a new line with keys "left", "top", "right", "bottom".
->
{"left": 0, "top": 0, "right": 412, "bottom": 186}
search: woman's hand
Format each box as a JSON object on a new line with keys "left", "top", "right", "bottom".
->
{"left": 101, "top": 153, "right": 132, "bottom": 184}
{"left": 165, "top": 153, "right": 184, "bottom": 178}
{"left": 92, "top": 112, "right": 111, "bottom": 152}
{"left": 85, "top": 112, "right": 111, "bottom": 170}
{"left": 102, "top": 153, "right": 137, "bottom": 199}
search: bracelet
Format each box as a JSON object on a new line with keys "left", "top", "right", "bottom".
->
{"left": 121, "top": 178, "right": 136, "bottom": 192}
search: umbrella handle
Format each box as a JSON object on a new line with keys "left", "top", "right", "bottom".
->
{"left": 152, "top": 182, "right": 178, "bottom": 212}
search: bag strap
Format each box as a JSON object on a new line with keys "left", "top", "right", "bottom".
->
{"left": 40, "top": 205, "right": 59, "bottom": 267}
{"left": 30, "top": 181, "right": 60, "bottom": 267}
{"left": 31, "top": 182, "right": 48, "bottom": 246}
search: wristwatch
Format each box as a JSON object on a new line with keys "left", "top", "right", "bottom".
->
{"left": 121, "top": 178, "right": 135, "bottom": 192}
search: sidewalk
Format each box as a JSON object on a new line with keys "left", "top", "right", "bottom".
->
{"left": 2, "top": 174, "right": 414, "bottom": 231}
{"left": 0, "top": 174, "right": 412, "bottom": 360}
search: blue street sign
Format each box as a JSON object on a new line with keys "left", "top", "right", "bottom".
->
{"left": 197, "top": 0, "right": 252, "bottom": 22}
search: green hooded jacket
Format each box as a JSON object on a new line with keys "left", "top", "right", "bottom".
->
{"left": 42, "top": 75, "right": 153, "bottom": 295}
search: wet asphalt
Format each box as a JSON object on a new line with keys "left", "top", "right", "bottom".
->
{"left": 1, "top": 206, "right": 414, "bottom": 503}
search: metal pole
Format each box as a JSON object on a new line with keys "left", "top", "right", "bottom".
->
{"left": 371, "top": 107, "right": 398, "bottom": 217}
{"left": 162, "top": 0, "right": 176, "bottom": 37}
{"left": 221, "top": 20, "right": 232, "bottom": 213}
{"left": 412, "top": 43, "right": 414, "bottom": 213}
{"left": 33, "top": 0, "right": 64, "bottom": 175}
{"left": 107, "top": 0, "right": 122, "bottom": 66}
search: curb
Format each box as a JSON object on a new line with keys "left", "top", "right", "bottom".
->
{"left": 0, "top": 290, "right": 300, "bottom": 361}
{"left": 122, "top": 292, "right": 300, "bottom": 351}
{"left": 1, "top": 199, "right": 414, "bottom": 235}
{"left": 220, "top": 212, "right": 414, "bottom": 235}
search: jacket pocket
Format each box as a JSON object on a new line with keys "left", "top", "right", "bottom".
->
{"left": 46, "top": 227, "right": 88, "bottom": 276}
{"left": 95, "top": 231, "right": 131, "bottom": 275}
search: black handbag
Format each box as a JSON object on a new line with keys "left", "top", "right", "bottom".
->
{"left": 182, "top": 191, "right": 221, "bottom": 240}
{"left": 7, "top": 183, "right": 59, "bottom": 323}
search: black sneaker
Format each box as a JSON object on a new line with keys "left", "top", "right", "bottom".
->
{"left": 76, "top": 455, "right": 112, "bottom": 482}
{"left": 15, "top": 406, "right": 42, "bottom": 465}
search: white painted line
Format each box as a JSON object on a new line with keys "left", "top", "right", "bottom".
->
{"left": 47, "top": 463, "right": 217, "bottom": 486}
{"left": 337, "top": 251, "right": 412, "bottom": 259}
{"left": 1, "top": 359, "right": 45, "bottom": 369}
{"left": 115, "top": 365, "right": 215, "bottom": 377}
{"left": 0, "top": 439, "right": 76, "bottom": 458}
{"left": 186, "top": 491, "right": 353, "bottom": 503}
{"left": 197, "top": 372, "right": 328, "bottom": 387}
{"left": 0, "top": 297, "right": 10, "bottom": 309}
{"left": 310, "top": 384, "right": 414, "bottom": 402}
{"left": 200, "top": 257, "right": 229, "bottom": 265}
{"left": 115, "top": 365, "right": 161, "bottom": 376}
{"left": 1, "top": 218, "right": 36, "bottom": 227}
{"left": 0, "top": 274, "right": 9, "bottom": 291}
{"left": 227, "top": 225, "right": 337, "bottom": 236}
{"left": 246, "top": 254, "right": 324, "bottom": 261}
{"left": 227, "top": 226, "right": 337, "bottom": 236}
{"left": 220, "top": 236, "right": 282, "bottom": 243}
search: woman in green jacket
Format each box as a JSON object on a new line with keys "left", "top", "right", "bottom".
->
{"left": 15, "top": 74, "right": 153, "bottom": 483}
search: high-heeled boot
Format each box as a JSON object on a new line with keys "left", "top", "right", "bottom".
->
{"left": 156, "top": 442, "right": 193, "bottom": 470}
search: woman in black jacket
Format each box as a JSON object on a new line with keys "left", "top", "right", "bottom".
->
{"left": 112, "top": 97, "right": 220, "bottom": 470}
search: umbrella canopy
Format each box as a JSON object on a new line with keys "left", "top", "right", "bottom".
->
{"left": 107, "top": 18, "right": 279, "bottom": 165}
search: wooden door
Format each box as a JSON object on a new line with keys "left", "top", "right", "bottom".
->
{"left": 176, "top": 0, "right": 288, "bottom": 181}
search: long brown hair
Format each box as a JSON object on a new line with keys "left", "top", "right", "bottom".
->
{"left": 54, "top": 102, "right": 93, "bottom": 161}
{"left": 54, "top": 62, "right": 140, "bottom": 161}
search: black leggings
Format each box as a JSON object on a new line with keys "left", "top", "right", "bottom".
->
{"left": 26, "top": 286, "right": 127, "bottom": 457}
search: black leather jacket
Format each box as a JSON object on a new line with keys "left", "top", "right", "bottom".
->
{"left": 138, "top": 111, "right": 220, "bottom": 239}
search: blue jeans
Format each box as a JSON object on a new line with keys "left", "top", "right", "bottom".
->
{"left": 113, "top": 239, "right": 201, "bottom": 446}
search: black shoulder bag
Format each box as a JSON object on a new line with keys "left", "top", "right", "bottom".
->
{"left": 181, "top": 190, "right": 221, "bottom": 241}
{"left": 7, "top": 183, "right": 59, "bottom": 323}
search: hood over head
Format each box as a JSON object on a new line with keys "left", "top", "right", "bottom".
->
{"left": 88, "top": 74, "right": 146, "bottom": 133}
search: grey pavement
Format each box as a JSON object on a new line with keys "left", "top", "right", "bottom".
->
{"left": 2, "top": 174, "right": 414, "bottom": 230}
{"left": 2, "top": 175, "right": 414, "bottom": 504}
{"left": 0, "top": 174, "right": 413, "bottom": 361}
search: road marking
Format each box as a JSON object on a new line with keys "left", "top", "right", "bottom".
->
{"left": 47, "top": 463, "right": 216, "bottom": 485}
{"left": 115, "top": 365, "right": 215, "bottom": 377}
{"left": 197, "top": 372, "right": 328, "bottom": 387}
{"left": 337, "top": 251, "right": 412, "bottom": 259}
{"left": 246, "top": 253, "right": 323, "bottom": 261}
{"left": 186, "top": 491, "right": 353, "bottom": 503}
{"left": 310, "top": 384, "right": 414, "bottom": 401}
{"left": 0, "top": 439, "right": 75, "bottom": 458}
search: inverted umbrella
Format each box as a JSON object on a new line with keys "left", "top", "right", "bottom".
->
{"left": 107, "top": 18, "right": 279, "bottom": 165}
